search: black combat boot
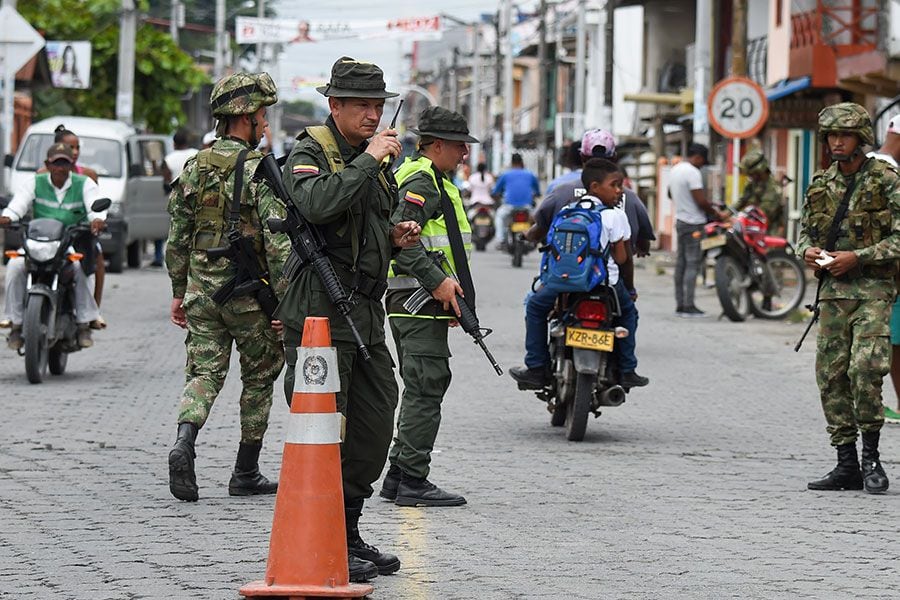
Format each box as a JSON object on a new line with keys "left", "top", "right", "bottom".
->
{"left": 807, "top": 442, "right": 864, "bottom": 491}
{"left": 395, "top": 472, "right": 467, "bottom": 507}
{"left": 168, "top": 423, "right": 199, "bottom": 501}
{"left": 346, "top": 500, "right": 400, "bottom": 576}
{"left": 228, "top": 442, "right": 278, "bottom": 496}
{"left": 861, "top": 431, "right": 889, "bottom": 494}
{"left": 379, "top": 464, "right": 401, "bottom": 501}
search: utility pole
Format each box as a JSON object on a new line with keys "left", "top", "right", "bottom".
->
{"left": 536, "top": 0, "right": 548, "bottom": 180}
{"left": 450, "top": 47, "right": 459, "bottom": 112}
{"left": 574, "top": 0, "right": 586, "bottom": 131}
{"left": 214, "top": 0, "right": 225, "bottom": 80}
{"left": 730, "top": 0, "right": 748, "bottom": 205}
{"left": 502, "top": 0, "right": 514, "bottom": 168}
{"left": 256, "top": 0, "right": 265, "bottom": 71}
{"left": 603, "top": 0, "right": 614, "bottom": 126}
{"left": 693, "top": 0, "right": 712, "bottom": 146}
{"left": 116, "top": 0, "right": 136, "bottom": 124}
{"left": 469, "top": 24, "right": 482, "bottom": 171}
{"left": 170, "top": 0, "right": 181, "bottom": 45}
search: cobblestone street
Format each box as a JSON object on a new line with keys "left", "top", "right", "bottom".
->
{"left": 1, "top": 250, "right": 899, "bottom": 599}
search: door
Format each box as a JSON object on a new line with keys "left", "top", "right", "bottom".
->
{"left": 124, "top": 135, "right": 172, "bottom": 240}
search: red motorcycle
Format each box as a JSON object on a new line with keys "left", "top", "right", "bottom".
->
{"left": 701, "top": 205, "right": 806, "bottom": 322}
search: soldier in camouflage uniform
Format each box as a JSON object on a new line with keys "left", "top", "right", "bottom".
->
{"left": 798, "top": 102, "right": 900, "bottom": 495}
{"left": 166, "top": 72, "right": 290, "bottom": 502}
{"left": 736, "top": 149, "right": 785, "bottom": 235}
{"left": 276, "top": 57, "right": 421, "bottom": 583}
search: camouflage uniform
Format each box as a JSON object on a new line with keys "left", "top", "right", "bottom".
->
{"left": 166, "top": 72, "right": 289, "bottom": 502}
{"left": 800, "top": 102, "right": 900, "bottom": 494}
{"left": 736, "top": 150, "right": 784, "bottom": 234}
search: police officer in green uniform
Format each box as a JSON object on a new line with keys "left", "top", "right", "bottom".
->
{"left": 798, "top": 102, "right": 900, "bottom": 495}
{"left": 276, "top": 57, "right": 421, "bottom": 583}
{"left": 736, "top": 149, "right": 785, "bottom": 235}
{"left": 378, "top": 107, "right": 478, "bottom": 507}
{"left": 166, "top": 72, "right": 290, "bottom": 502}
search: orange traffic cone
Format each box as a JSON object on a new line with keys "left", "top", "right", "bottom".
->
{"left": 240, "top": 317, "right": 372, "bottom": 599}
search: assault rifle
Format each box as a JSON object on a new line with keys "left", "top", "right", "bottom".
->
{"left": 403, "top": 250, "right": 503, "bottom": 375}
{"left": 258, "top": 152, "right": 371, "bottom": 361}
{"left": 208, "top": 231, "right": 279, "bottom": 319}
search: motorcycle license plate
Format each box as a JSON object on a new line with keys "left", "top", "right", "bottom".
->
{"left": 510, "top": 222, "right": 530, "bottom": 233}
{"left": 701, "top": 235, "right": 726, "bottom": 250}
{"left": 474, "top": 216, "right": 492, "bottom": 225}
{"left": 565, "top": 327, "right": 614, "bottom": 352}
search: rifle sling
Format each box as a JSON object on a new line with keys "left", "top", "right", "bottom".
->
{"left": 228, "top": 149, "right": 250, "bottom": 230}
{"left": 430, "top": 164, "right": 476, "bottom": 308}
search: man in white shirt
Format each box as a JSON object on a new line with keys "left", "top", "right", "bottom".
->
{"left": 0, "top": 143, "right": 106, "bottom": 349}
{"left": 668, "top": 143, "right": 726, "bottom": 317}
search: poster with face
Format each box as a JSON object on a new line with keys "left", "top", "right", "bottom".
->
{"left": 47, "top": 41, "right": 92, "bottom": 90}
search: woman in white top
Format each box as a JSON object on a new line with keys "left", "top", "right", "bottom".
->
{"left": 466, "top": 162, "right": 496, "bottom": 207}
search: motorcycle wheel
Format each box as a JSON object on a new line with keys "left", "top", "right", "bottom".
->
{"left": 714, "top": 255, "right": 749, "bottom": 322}
{"left": 565, "top": 372, "right": 593, "bottom": 441}
{"left": 550, "top": 401, "right": 566, "bottom": 426}
{"left": 512, "top": 239, "right": 524, "bottom": 268}
{"left": 49, "top": 345, "right": 68, "bottom": 375}
{"left": 748, "top": 250, "right": 807, "bottom": 319}
{"left": 24, "top": 296, "right": 49, "bottom": 384}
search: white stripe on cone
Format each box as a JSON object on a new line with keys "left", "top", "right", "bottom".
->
{"left": 294, "top": 346, "right": 340, "bottom": 394}
{"left": 285, "top": 412, "right": 343, "bottom": 445}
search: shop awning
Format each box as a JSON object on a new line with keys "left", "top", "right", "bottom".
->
{"left": 766, "top": 76, "right": 812, "bottom": 101}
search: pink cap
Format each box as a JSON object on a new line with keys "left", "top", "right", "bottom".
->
{"left": 888, "top": 115, "right": 900, "bottom": 135}
{"left": 580, "top": 129, "right": 616, "bottom": 158}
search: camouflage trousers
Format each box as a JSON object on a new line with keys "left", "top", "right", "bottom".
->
{"left": 815, "top": 298, "right": 889, "bottom": 446}
{"left": 178, "top": 296, "right": 284, "bottom": 443}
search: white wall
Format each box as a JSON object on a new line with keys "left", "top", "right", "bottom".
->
{"left": 613, "top": 5, "right": 644, "bottom": 136}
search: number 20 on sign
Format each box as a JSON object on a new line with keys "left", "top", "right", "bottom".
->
{"left": 707, "top": 76, "right": 769, "bottom": 139}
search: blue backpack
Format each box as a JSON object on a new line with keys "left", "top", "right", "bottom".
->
{"left": 539, "top": 199, "right": 610, "bottom": 292}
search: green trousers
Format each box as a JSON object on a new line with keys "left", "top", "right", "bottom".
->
{"left": 178, "top": 296, "right": 283, "bottom": 443}
{"left": 816, "top": 298, "right": 889, "bottom": 446}
{"left": 388, "top": 317, "right": 452, "bottom": 480}
{"left": 284, "top": 329, "right": 399, "bottom": 503}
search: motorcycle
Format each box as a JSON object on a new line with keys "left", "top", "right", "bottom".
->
{"left": 4, "top": 198, "right": 111, "bottom": 383}
{"left": 702, "top": 205, "right": 806, "bottom": 322}
{"left": 467, "top": 201, "right": 495, "bottom": 252}
{"left": 506, "top": 206, "right": 535, "bottom": 268}
{"left": 518, "top": 286, "right": 630, "bottom": 441}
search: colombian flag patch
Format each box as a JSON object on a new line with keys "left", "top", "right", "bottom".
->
{"left": 404, "top": 191, "right": 426, "bottom": 207}
{"left": 292, "top": 164, "right": 320, "bottom": 175}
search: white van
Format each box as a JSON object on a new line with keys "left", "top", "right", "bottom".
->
{"left": 5, "top": 116, "right": 172, "bottom": 272}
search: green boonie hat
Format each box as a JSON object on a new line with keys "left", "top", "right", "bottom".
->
{"left": 739, "top": 149, "right": 769, "bottom": 174}
{"left": 316, "top": 56, "right": 398, "bottom": 99}
{"left": 46, "top": 142, "right": 75, "bottom": 163}
{"left": 818, "top": 102, "right": 874, "bottom": 146}
{"left": 410, "top": 106, "right": 479, "bottom": 143}
{"left": 210, "top": 72, "right": 277, "bottom": 118}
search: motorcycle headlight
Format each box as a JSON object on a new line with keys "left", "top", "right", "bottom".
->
{"left": 24, "top": 239, "right": 61, "bottom": 262}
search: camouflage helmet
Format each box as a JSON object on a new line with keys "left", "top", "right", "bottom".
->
{"left": 739, "top": 149, "right": 769, "bottom": 174}
{"left": 210, "top": 72, "right": 277, "bottom": 118}
{"left": 817, "top": 102, "right": 874, "bottom": 146}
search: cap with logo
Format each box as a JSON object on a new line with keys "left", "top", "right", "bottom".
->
{"left": 46, "top": 142, "right": 75, "bottom": 164}
{"left": 410, "top": 106, "right": 479, "bottom": 143}
{"left": 316, "top": 56, "right": 398, "bottom": 99}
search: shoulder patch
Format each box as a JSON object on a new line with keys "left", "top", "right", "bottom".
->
{"left": 404, "top": 191, "right": 426, "bottom": 207}
{"left": 292, "top": 163, "right": 320, "bottom": 175}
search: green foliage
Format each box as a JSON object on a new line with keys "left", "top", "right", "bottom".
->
{"left": 281, "top": 99, "right": 317, "bottom": 119}
{"left": 22, "top": 0, "right": 207, "bottom": 132}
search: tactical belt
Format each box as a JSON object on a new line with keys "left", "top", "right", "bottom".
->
{"left": 285, "top": 249, "right": 387, "bottom": 301}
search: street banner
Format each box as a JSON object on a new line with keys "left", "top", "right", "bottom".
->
{"left": 235, "top": 16, "right": 443, "bottom": 45}
{"left": 47, "top": 41, "right": 91, "bottom": 89}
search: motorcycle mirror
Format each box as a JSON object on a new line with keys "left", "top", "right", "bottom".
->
{"left": 91, "top": 198, "right": 112, "bottom": 212}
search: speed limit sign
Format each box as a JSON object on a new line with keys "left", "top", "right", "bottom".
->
{"left": 708, "top": 76, "right": 769, "bottom": 139}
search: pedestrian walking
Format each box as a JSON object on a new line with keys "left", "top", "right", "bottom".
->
{"left": 736, "top": 149, "right": 785, "bottom": 235}
{"left": 275, "top": 56, "right": 421, "bottom": 584}
{"left": 668, "top": 143, "right": 726, "bottom": 317}
{"left": 379, "top": 106, "right": 479, "bottom": 507}
{"left": 799, "top": 102, "right": 900, "bottom": 494}
{"left": 166, "top": 72, "right": 290, "bottom": 503}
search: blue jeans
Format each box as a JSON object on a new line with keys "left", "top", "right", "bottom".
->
{"left": 524, "top": 279, "right": 639, "bottom": 373}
